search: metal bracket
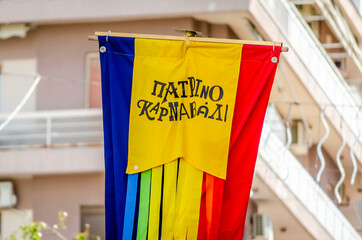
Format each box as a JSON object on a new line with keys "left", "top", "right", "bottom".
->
{"left": 172, "top": 28, "right": 204, "bottom": 37}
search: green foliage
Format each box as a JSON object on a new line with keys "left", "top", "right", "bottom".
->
{"left": 74, "top": 234, "right": 100, "bottom": 240}
{"left": 20, "top": 222, "right": 44, "bottom": 240}
{"left": 2, "top": 211, "right": 101, "bottom": 240}
{"left": 4, "top": 221, "right": 46, "bottom": 240}
{"left": 74, "top": 233, "right": 85, "bottom": 240}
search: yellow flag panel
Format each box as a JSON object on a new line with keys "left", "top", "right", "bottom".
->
{"left": 127, "top": 38, "right": 242, "bottom": 179}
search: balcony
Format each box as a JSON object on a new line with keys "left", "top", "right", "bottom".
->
{"left": 248, "top": 0, "right": 362, "bottom": 163}
{"left": 0, "top": 109, "right": 104, "bottom": 176}
{"left": 294, "top": 0, "right": 362, "bottom": 74}
{"left": 336, "top": 0, "right": 362, "bottom": 44}
{"left": 257, "top": 124, "right": 362, "bottom": 239}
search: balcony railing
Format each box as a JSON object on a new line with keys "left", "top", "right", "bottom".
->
{"left": 259, "top": 124, "right": 361, "bottom": 240}
{"left": 313, "top": 0, "right": 362, "bottom": 74}
{"left": 352, "top": 0, "right": 362, "bottom": 15}
{"left": 0, "top": 109, "right": 103, "bottom": 149}
{"left": 259, "top": 0, "right": 362, "bottom": 153}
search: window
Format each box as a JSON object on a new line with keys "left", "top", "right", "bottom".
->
{"left": 80, "top": 205, "right": 105, "bottom": 240}
{"left": 85, "top": 53, "right": 102, "bottom": 108}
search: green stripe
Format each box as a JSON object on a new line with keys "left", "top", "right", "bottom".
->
{"left": 148, "top": 166, "right": 163, "bottom": 240}
{"left": 136, "top": 169, "right": 152, "bottom": 240}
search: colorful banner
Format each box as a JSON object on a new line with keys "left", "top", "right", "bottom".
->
{"left": 99, "top": 35, "right": 281, "bottom": 240}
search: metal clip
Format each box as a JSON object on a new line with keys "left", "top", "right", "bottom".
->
{"left": 185, "top": 32, "right": 190, "bottom": 46}
{"left": 173, "top": 28, "right": 204, "bottom": 37}
{"left": 106, "top": 30, "right": 111, "bottom": 42}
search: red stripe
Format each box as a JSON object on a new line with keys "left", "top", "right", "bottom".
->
{"left": 198, "top": 45, "right": 282, "bottom": 239}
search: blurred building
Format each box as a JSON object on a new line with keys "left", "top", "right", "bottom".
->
{"left": 0, "top": 0, "right": 362, "bottom": 239}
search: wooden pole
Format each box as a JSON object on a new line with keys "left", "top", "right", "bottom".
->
{"left": 88, "top": 32, "right": 289, "bottom": 52}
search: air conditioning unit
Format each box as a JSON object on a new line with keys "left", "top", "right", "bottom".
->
{"left": 290, "top": 120, "right": 308, "bottom": 155}
{"left": 252, "top": 213, "right": 274, "bottom": 240}
{"left": 0, "top": 182, "right": 17, "bottom": 208}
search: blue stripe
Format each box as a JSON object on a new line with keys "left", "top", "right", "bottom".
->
{"left": 122, "top": 173, "right": 139, "bottom": 240}
{"left": 99, "top": 36, "right": 136, "bottom": 240}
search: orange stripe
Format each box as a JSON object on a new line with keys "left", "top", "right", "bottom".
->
{"left": 205, "top": 174, "right": 224, "bottom": 240}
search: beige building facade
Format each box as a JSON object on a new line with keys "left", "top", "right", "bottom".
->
{"left": 0, "top": 0, "right": 362, "bottom": 239}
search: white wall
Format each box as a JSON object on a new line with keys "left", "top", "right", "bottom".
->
{"left": 1, "top": 59, "right": 37, "bottom": 113}
{"left": 0, "top": 209, "right": 33, "bottom": 239}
